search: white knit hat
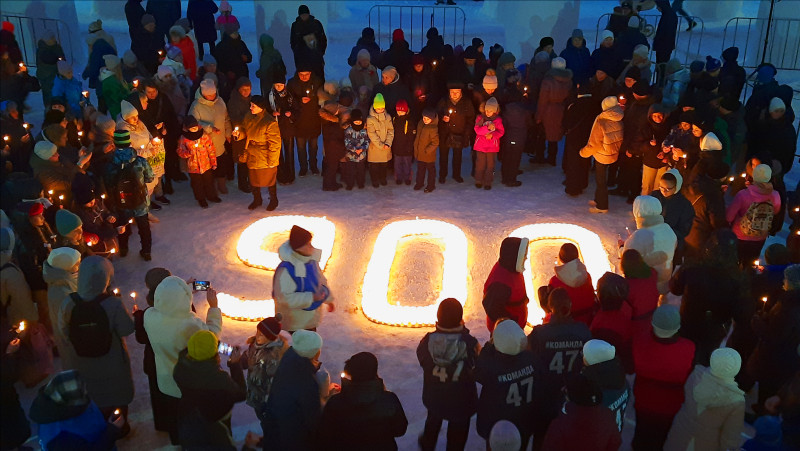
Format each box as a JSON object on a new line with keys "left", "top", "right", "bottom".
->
{"left": 483, "top": 74, "right": 498, "bottom": 91}
{"left": 601, "top": 96, "right": 618, "bottom": 111}
{"left": 551, "top": 57, "right": 567, "bottom": 70}
{"left": 628, "top": 16, "right": 641, "bottom": 28}
{"left": 752, "top": 164, "right": 772, "bottom": 183}
{"left": 292, "top": 330, "right": 323, "bottom": 358}
{"left": 700, "top": 132, "right": 722, "bottom": 151}
{"left": 769, "top": 97, "right": 786, "bottom": 113}
{"left": 103, "top": 54, "right": 120, "bottom": 71}
{"left": 200, "top": 78, "right": 217, "bottom": 97}
{"left": 709, "top": 347, "right": 741, "bottom": 380}
{"left": 583, "top": 339, "right": 616, "bottom": 365}
{"left": 492, "top": 320, "right": 527, "bottom": 356}
{"left": 489, "top": 420, "right": 521, "bottom": 451}
{"left": 34, "top": 141, "right": 58, "bottom": 160}
{"left": 47, "top": 247, "right": 81, "bottom": 271}
{"left": 120, "top": 100, "right": 138, "bottom": 120}
{"left": 600, "top": 30, "right": 615, "bottom": 42}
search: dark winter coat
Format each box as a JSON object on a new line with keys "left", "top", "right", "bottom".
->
{"left": 145, "top": 0, "right": 181, "bottom": 41}
{"left": 213, "top": 34, "right": 252, "bottom": 83}
{"left": 130, "top": 27, "right": 165, "bottom": 74}
{"left": 240, "top": 338, "right": 287, "bottom": 417}
{"left": 0, "top": 328, "right": 31, "bottom": 450}
{"left": 653, "top": 0, "right": 678, "bottom": 54}
{"left": 416, "top": 325, "right": 479, "bottom": 420}
{"left": 0, "top": 29, "right": 22, "bottom": 66}
{"left": 262, "top": 348, "right": 323, "bottom": 451}
{"left": 347, "top": 36, "right": 381, "bottom": 68}
{"left": 73, "top": 199, "right": 117, "bottom": 242}
{"left": 747, "top": 290, "right": 800, "bottom": 389}
{"left": 436, "top": 95, "right": 475, "bottom": 149}
{"left": 719, "top": 60, "right": 746, "bottom": 100}
{"left": 36, "top": 39, "right": 66, "bottom": 103}
{"left": 173, "top": 350, "right": 246, "bottom": 450}
{"left": 319, "top": 108, "right": 346, "bottom": 162}
{"left": 29, "top": 153, "right": 80, "bottom": 200}
{"left": 373, "top": 74, "right": 411, "bottom": 118}
{"left": 317, "top": 378, "right": 408, "bottom": 451}
{"left": 535, "top": 68, "right": 573, "bottom": 142}
{"left": 15, "top": 218, "right": 57, "bottom": 291}
{"left": 582, "top": 357, "right": 631, "bottom": 432}
{"left": 377, "top": 40, "right": 413, "bottom": 81}
{"left": 682, "top": 175, "right": 727, "bottom": 261}
{"left": 592, "top": 45, "right": 624, "bottom": 80}
{"left": 752, "top": 115, "right": 797, "bottom": 174}
{"left": 0, "top": 115, "right": 33, "bottom": 174}
{"left": 615, "top": 27, "right": 649, "bottom": 61}
{"left": 268, "top": 86, "right": 298, "bottom": 138}
{"left": 290, "top": 15, "right": 327, "bottom": 55}
{"left": 125, "top": 0, "right": 146, "bottom": 39}
{"left": 501, "top": 100, "right": 533, "bottom": 147}
{"left": 391, "top": 114, "right": 415, "bottom": 157}
{"left": 541, "top": 402, "right": 622, "bottom": 451}
{"left": 621, "top": 95, "right": 655, "bottom": 157}
{"left": 475, "top": 342, "right": 537, "bottom": 438}
{"left": 287, "top": 74, "right": 322, "bottom": 138}
{"left": 407, "top": 67, "right": 435, "bottom": 114}
{"left": 0, "top": 68, "right": 41, "bottom": 108}
{"left": 560, "top": 38, "right": 592, "bottom": 86}
{"left": 590, "top": 303, "right": 634, "bottom": 373}
{"left": 633, "top": 332, "right": 695, "bottom": 417}
{"left": 639, "top": 106, "right": 671, "bottom": 168}
{"left": 187, "top": 0, "right": 219, "bottom": 44}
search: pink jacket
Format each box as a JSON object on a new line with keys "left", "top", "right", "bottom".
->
{"left": 726, "top": 184, "right": 781, "bottom": 241}
{"left": 473, "top": 115, "right": 504, "bottom": 153}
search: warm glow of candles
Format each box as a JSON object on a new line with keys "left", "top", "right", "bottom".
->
{"left": 2, "top": 135, "right": 8, "bottom": 142}
{"left": 58, "top": 195, "right": 64, "bottom": 200}
{"left": 133, "top": 80, "right": 139, "bottom": 87}
{"left": 130, "top": 292, "right": 137, "bottom": 299}
{"left": 77, "top": 131, "right": 83, "bottom": 137}
{"left": 761, "top": 296, "right": 768, "bottom": 303}
{"left": 82, "top": 90, "right": 89, "bottom": 98}
{"left": 741, "top": 173, "right": 747, "bottom": 178}
{"left": 113, "top": 288, "right": 120, "bottom": 295}
{"left": 18, "top": 321, "right": 25, "bottom": 332}
{"left": 236, "top": 215, "right": 336, "bottom": 271}
{"left": 23, "top": 123, "right": 29, "bottom": 129}
{"left": 48, "top": 190, "right": 54, "bottom": 195}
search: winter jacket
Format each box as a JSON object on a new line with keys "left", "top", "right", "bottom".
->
{"left": 378, "top": 40, "right": 414, "bottom": 81}
{"left": 391, "top": 114, "right": 415, "bottom": 157}
{"left": 616, "top": 27, "right": 649, "bottom": 61}
{"left": 317, "top": 378, "right": 408, "bottom": 451}
{"left": 726, "top": 184, "right": 781, "bottom": 241}
{"left": 623, "top": 198, "right": 678, "bottom": 293}
{"left": 125, "top": 0, "right": 146, "bottom": 38}
{"left": 626, "top": 267, "right": 661, "bottom": 329}
{"left": 473, "top": 114, "right": 504, "bottom": 153}
{"left": 212, "top": 34, "right": 252, "bottom": 82}
{"left": 591, "top": 45, "right": 624, "bottom": 79}
{"left": 541, "top": 401, "right": 622, "bottom": 451}
{"left": 349, "top": 64, "right": 379, "bottom": 93}
{"left": 548, "top": 259, "right": 597, "bottom": 326}
{"left": 413, "top": 118, "right": 439, "bottom": 163}
{"left": 582, "top": 357, "right": 631, "bottom": 431}
{"left": 653, "top": 0, "right": 678, "bottom": 54}
{"left": 719, "top": 60, "right": 746, "bottom": 101}
{"left": 143, "top": 276, "right": 223, "bottom": 398}
{"left": 621, "top": 95, "right": 655, "bottom": 157}
{"left": 287, "top": 74, "right": 322, "bottom": 138}
{"left": 590, "top": 304, "right": 634, "bottom": 373}
{"left": 29, "top": 154, "right": 80, "bottom": 199}
{"left": 347, "top": 36, "right": 381, "bottom": 68}
{"left": 475, "top": 341, "right": 537, "bottom": 438}
{"left": 0, "top": 257, "right": 38, "bottom": 326}
{"left": 116, "top": 116, "right": 165, "bottom": 181}
{"left": 366, "top": 107, "right": 394, "bottom": 163}
{"left": 239, "top": 111, "right": 281, "bottom": 170}
{"left": 155, "top": 76, "right": 187, "bottom": 123}
{"left": 145, "top": 0, "right": 181, "bottom": 41}
{"left": 272, "top": 241, "right": 332, "bottom": 332}
{"left": 29, "top": 394, "right": 115, "bottom": 451}
{"left": 663, "top": 68, "right": 690, "bottom": 109}
{"left": 72, "top": 199, "right": 117, "bottom": 244}
{"left": 263, "top": 347, "right": 326, "bottom": 451}
{"left": 177, "top": 133, "right": 217, "bottom": 173}
{"left": 51, "top": 75, "right": 83, "bottom": 117}
{"left": 60, "top": 257, "right": 135, "bottom": 409}
{"left": 560, "top": 38, "right": 592, "bottom": 86}
{"left": 240, "top": 337, "right": 288, "bottom": 417}
{"left": 664, "top": 364, "right": 745, "bottom": 451}
{"left": 82, "top": 38, "right": 116, "bottom": 90}
{"left": 130, "top": 27, "right": 165, "bottom": 74}
{"left": 42, "top": 261, "right": 78, "bottom": 370}
{"left": 173, "top": 36, "right": 197, "bottom": 81}
{"left": 344, "top": 126, "right": 369, "bottom": 163}
{"left": 189, "top": 90, "right": 232, "bottom": 157}
{"left": 417, "top": 325, "right": 479, "bottom": 420}
{"left": 483, "top": 238, "right": 529, "bottom": 331}
{"left": 752, "top": 115, "right": 798, "bottom": 174}
{"left": 256, "top": 34, "right": 285, "bottom": 96}
{"left": 187, "top": 0, "right": 218, "bottom": 44}
{"left": 99, "top": 70, "right": 131, "bottom": 121}
{"left": 104, "top": 147, "right": 154, "bottom": 217}
{"left": 319, "top": 107, "right": 347, "bottom": 164}
{"left": 536, "top": 68, "right": 573, "bottom": 142}
{"left": 639, "top": 105, "right": 672, "bottom": 169}
{"left": 173, "top": 350, "right": 246, "bottom": 450}
{"left": 633, "top": 332, "right": 696, "bottom": 417}
{"left": 746, "top": 290, "right": 800, "bottom": 391}
{"left": 290, "top": 14, "right": 327, "bottom": 55}
{"left": 437, "top": 95, "right": 475, "bottom": 149}
{"left": 683, "top": 175, "right": 728, "bottom": 260}
{"left": 580, "top": 105, "right": 624, "bottom": 164}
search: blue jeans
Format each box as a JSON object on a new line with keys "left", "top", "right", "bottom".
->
{"left": 394, "top": 156, "right": 413, "bottom": 182}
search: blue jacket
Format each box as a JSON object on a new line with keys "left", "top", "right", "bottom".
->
{"left": 105, "top": 147, "right": 154, "bottom": 217}
{"left": 560, "top": 38, "right": 592, "bottom": 86}
{"left": 30, "top": 398, "right": 111, "bottom": 451}
{"left": 82, "top": 39, "right": 116, "bottom": 89}
{"left": 51, "top": 75, "right": 83, "bottom": 117}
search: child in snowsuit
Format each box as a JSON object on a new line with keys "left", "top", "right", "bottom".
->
{"left": 343, "top": 109, "right": 369, "bottom": 190}
{"left": 177, "top": 115, "right": 219, "bottom": 208}
{"left": 240, "top": 314, "right": 289, "bottom": 422}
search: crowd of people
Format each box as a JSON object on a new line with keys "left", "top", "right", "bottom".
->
{"left": 0, "top": 0, "right": 799, "bottom": 449}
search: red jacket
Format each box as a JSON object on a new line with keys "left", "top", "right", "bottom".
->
{"left": 541, "top": 402, "right": 622, "bottom": 451}
{"left": 626, "top": 268, "right": 659, "bottom": 334}
{"left": 483, "top": 237, "right": 529, "bottom": 332}
{"left": 633, "top": 331, "right": 695, "bottom": 417}
{"left": 174, "top": 36, "right": 198, "bottom": 81}
{"left": 549, "top": 259, "right": 597, "bottom": 326}
{"left": 590, "top": 302, "right": 633, "bottom": 373}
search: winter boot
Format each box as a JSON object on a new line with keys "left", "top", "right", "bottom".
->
{"left": 237, "top": 163, "right": 251, "bottom": 193}
{"left": 546, "top": 141, "right": 558, "bottom": 166}
{"left": 216, "top": 177, "right": 229, "bottom": 194}
{"left": 266, "top": 185, "right": 279, "bottom": 211}
{"left": 163, "top": 177, "right": 174, "bottom": 195}
{"left": 248, "top": 188, "right": 263, "bottom": 210}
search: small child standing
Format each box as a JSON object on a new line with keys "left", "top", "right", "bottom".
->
{"left": 240, "top": 314, "right": 289, "bottom": 423}
{"left": 392, "top": 99, "right": 415, "bottom": 185}
{"left": 414, "top": 108, "right": 439, "bottom": 193}
{"left": 343, "top": 109, "right": 369, "bottom": 190}
{"left": 473, "top": 97, "right": 504, "bottom": 190}
{"left": 215, "top": 1, "right": 240, "bottom": 35}
{"left": 177, "top": 115, "right": 219, "bottom": 208}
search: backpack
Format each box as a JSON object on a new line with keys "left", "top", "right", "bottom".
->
{"left": 739, "top": 201, "right": 774, "bottom": 237}
{"left": 68, "top": 293, "right": 112, "bottom": 357}
{"left": 113, "top": 161, "right": 146, "bottom": 209}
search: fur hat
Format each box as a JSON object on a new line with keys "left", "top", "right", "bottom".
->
{"left": 289, "top": 225, "right": 312, "bottom": 250}
{"left": 583, "top": 339, "right": 616, "bottom": 366}
{"left": 437, "top": 298, "right": 463, "bottom": 328}
{"left": 47, "top": 247, "right": 81, "bottom": 271}
{"left": 188, "top": 330, "right": 218, "bottom": 361}
{"left": 651, "top": 304, "right": 681, "bottom": 338}
{"left": 601, "top": 96, "right": 619, "bottom": 111}
{"left": 551, "top": 57, "right": 566, "bottom": 70}
{"left": 492, "top": 319, "right": 527, "bottom": 356}
{"left": 120, "top": 100, "right": 138, "bottom": 120}
{"left": 489, "top": 420, "right": 521, "bottom": 451}
{"left": 34, "top": 141, "right": 58, "bottom": 160}
{"left": 709, "top": 347, "right": 741, "bottom": 380}
{"left": 752, "top": 163, "right": 772, "bottom": 184}
{"left": 55, "top": 209, "right": 82, "bottom": 236}
{"left": 292, "top": 330, "right": 322, "bottom": 358}
{"left": 344, "top": 352, "right": 379, "bottom": 382}
{"left": 257, "top": 313, "right": 283, "bottom": 341}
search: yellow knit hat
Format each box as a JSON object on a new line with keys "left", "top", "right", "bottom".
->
{"left": 187, "top": 330, "right": 218, "bottom": 361}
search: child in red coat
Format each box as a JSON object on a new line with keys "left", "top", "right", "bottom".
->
{"left": 621, "top": 249, "right": 659, "bottom": 335}
{"left": 482, "top": 237, "right": 530, "bottom": 332}
{"left": 177, "top": 115, "right": 219, "bottom": 208}
{"left": 542, "top": 243, "right": 597, "bottom": 326}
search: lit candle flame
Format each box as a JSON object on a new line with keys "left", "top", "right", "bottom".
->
{"left": 129, "top": 219, "right": 133, "bottom": 224}
{"left": 794, "top": 208, "right": 799, "bottom": 212}
{"left": 110, "top": 248, "right": 116, "bottom": 254}
{"left": 741, "top": 173, "right": 746, "bottom": 178}
{"left": 761, "top": 297, "right": 768, "bottom": 303}
{"left": 48, "top": 190, "right": 54, "bottom": 195}
{"left": 113, "top": 409, "right": 120, "bottom": 415}
{"left": 113, "top": 288, "right": 120, "bottom": 295}
{"left": 82, "top": 90, "right": 89, "bottom": 98}
{"left": 101, "top": 194, "right": 106, "bottom": 199}
{"left": 140, "top": 145, "right": 145, "bottom": 149}
{"left": 23, "top": 123, "right": 29, "bottom": 129}
{"left": 754, "top": 259, "right": 760, "bottom": 267}
{"left": 340, "top": 372, "right": 346, "bottom": 378}
{"left": 58, "top": 195, "right": 64, "bottom": 200}
{"left": 729, "top": 176, "right": 734, "bottom": 182}
{"left": 77, "top": 131, "right": 83, "bottom": 137}
{"left": 18, "top": 63, "right": 24, "bottom": 68}
{"left": 130, "top": 292, "right": 137, "bottom": 299}
{"left": 18, "top": 321, "right": 25, "bottom": 332}
{"left": 2, "top": 135, "right": 8, "bottom": 141}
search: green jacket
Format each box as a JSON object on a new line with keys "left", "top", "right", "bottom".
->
{"left": 99, "top": 69, "right": 131, "bottom": 120}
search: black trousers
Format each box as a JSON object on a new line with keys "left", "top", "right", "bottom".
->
{"left": 214, "top": 148, "right": 234, "bottom": 180}
{"left": 369, "top": 162, "right": 388, "bottom": 186}
{"left": 322, "top": 157, "right": 341, "bottom": 190}
{"left": 198, "top": 40, "right": 215, "bottom": 60}
{"left": 295, "top": 136, "right": 319, "bottom": 173}
{"left": 617, "top": 153, "right": 642, "bottom": 197}
{"left": 164, "top": 136, "right": 181, "bottom": 180}
{"left": 418, "top": 413, "right": 470, "bottom": 451}
{"left": 501, "top": 140, "right": 523, "bottom": 183}
{"left": 594, "top": 162, "right": 610, "bottom": 210}
{"left": 189, "top": 171, "right": 217, "bottom": 202}
{"left": 415, "top": 161, "right": 436, "bottom": 189}
{"left": 439, "top": 147, "right": 463, "bottom": 179}
{"left": 119, "top": 213, "right": 152, "bottom": 254}
{"left": 278, "top": 137, "right": 295, "bottom": 183}
{"left": 343, "top": 161, "right": 366, "bottom": 188}
{"left": 632, "top": 411, "right": 673, "bottom": 451}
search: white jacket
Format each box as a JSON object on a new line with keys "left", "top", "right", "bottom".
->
{"left": 623, "top": 196, "right": 677, "bottom": 293}
{"left": 189, "top": 91, "right": 232, "bottom": 157}
{"left": 273, "top": 241, "right": 333, "bottom": 332}
{"left": 144, "top": 276, "right": 222, "bottom": 398}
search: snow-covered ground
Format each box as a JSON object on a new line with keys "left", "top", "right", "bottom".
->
{"left": 4, "top": 0, "right": 798, "bottom": 449}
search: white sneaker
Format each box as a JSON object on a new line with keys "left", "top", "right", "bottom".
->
{"left": 589, "top": 207, "right": 609, "bottom": 214}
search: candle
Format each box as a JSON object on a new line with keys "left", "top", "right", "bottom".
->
{"left": 448, "top": 109, "right": 453, "bottom": 115}
{"left": 761, "top": 296, "right": 768, "bottom": 304}
{"left": 133, "top": 80, "right": 139, "bottom": 88}
{"left": 306, "top": 90, "right": 310, "bottom": 95}
{"left": 18, "top": 321, "right": 25, "bottom": 332}
{"left": 194, "top": 142, "right": 199, "bottom": 148}
{"left": 754, "top": 259, "right": 760, "bottom": 267}
{"left": 741, "top": 173, "right": 746, "bottom": 178}
{"left": 130, "top": 292, "right": 137, "bottom": 299}
{"left": 128, "top": 219, "right": 133, "bottom": 224}
{"left": 77, "top": 131, "right": 83, "bottom": 137}
{"left": 794, "top": 207, "right": 799, "bottom": 213}
{"left": 234, "top": 126, "right": 239, "bottom": 131}
{"left": 109, "top": 248, "right": 116, "bottom": 254}
{"left": 22, "top": 123, "right": 29, "bottom": 129}
{"left": 728, "top": 176, "right": 735, "bottom": 182}
{"left": 58, "top": 194, "right": 64, "bottom": 201}
{"left": 113, "top": 288, "right": 120, "bottom": 295}
{"left": 432, "top": 60, "right": 437, "bottom": 66}
{"left": 340, "top": 372, "right": 346, "bottom": 378}
{"left": 523, "top": 86, "right": 528, "bottom": 91}
{"left": 113, "top": 409, "right": 120, "bottom": 416}
{"left": 18, "top": 62, "right": 24, "bottom": 69}
{"left": 158, "top": 50, "right": 164, "bottom": 56}
{"left": 82, "top": 90, "right": 89, "bottom": 98}
{"left": 2, "top": 135, "right": 8, "bottom": 142}
{"left": 140, "top": 145, "right": 145, "bottom": 150}
{"left": 619, "top": 95, "right": 625, "bottom": 101}
{"left": 153, "top": 137, "right": 161, "bottom": 144}
{"left": 101, "top": 194, "right": 106, "bottom": 199}
{"left": 48, "top": 190, "right": 54, "bottom": 195}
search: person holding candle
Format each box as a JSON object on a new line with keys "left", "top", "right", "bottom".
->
{"left": 42, "top": 247, "right": 80, "bottom": 368}
{"left": 70, "top": 172, "right": 121, "bottom": 255}
{"left": 30, "top": 140, "right": 88, "bottom": 205}
{"left": 227, "top": 77, "right": 252, "bottom": 193}
{"left": 288, "top": 67, "right": 322, "bottom": 176}
{"left": 178, "top": 115, "right": 219, "bottom": 208}
{"left": 0, "top": 227, "right": 40, "bottom": 329}
{"left": 53, "top": 209, "right": 93, "bottom": 258}
{"left": 473, "top": 96, "right": 504, "bottom": 190}
{"left": 131, "top": 14, "right": 166, "bottom": 74}
{"left": 117, "top": 99, "right": 167, "bottom": 210}
{"left": 236, "top": 95, "right": 281, "bottom": 211}
{"left": 650, "top": 169, "right": 694, "bottom": 262}
{"left": 436, "top": 82, "right": 474, "bottom": 183}
{"left": 35, "top": 29, "right": 66, "bottom": 108}
{"left": 189, "top": 78, "right": 233, "bottom": 194}
{"left": 726, "top": 163, "right": 781, "bottom": 267}
{"left": 51, "top": 60, "right": 84, "bottom": 117}
{"left": 318, "top": 100, "right": 347, "bottom": 192}
{"left": 535, "top": 57, "right": 572, "bottom": 167}
{"left": 580, "top": 96, "right": 624, "bottom": 213}
{"left": 0, "top": 101, "right": 34, "bottom": 174}
{"left": 133, "top": 79, "right": 181, "bottom": 195}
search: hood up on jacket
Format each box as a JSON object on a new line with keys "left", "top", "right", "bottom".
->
{"left": 555, "top": 259, "right": 590, "bottom": 288}
{"left": 633, "top": 195, "right": 665, "bottom": 229}
{"left": 42, "top": 260, "right": 79, "bottom": 290}
{"left": 338, "top": 378, "right": 386, "bottom": 405}
{"left": 153, "top": 275, "right": 194, "bottom": 320}
{"left": 77, "top": 256, "right": 113, "bottom": 300}
{"left": 498, "top": 237, "right": 529, "bottom": 273}
{"left": 428, "top": 325, "right": 469, "bottom": 367}
{"left": 664, "top": 168, "right": 683, "bottom": 192}
{"left": 600, "top": 105, "right": 624, "bottom": 122}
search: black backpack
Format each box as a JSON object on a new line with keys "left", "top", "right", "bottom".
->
{"left": 68, "top": 293, "right": 112, "bottom": 357}
{"left": 113, "top": 161, "right": 146, "bottom": 209}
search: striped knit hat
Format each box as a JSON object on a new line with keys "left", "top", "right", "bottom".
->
{"left": 113, "top": 129, "right": 131, "bottom": 147}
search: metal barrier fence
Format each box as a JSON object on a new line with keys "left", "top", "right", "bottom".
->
{"left": 368, "top": 5, "right": 466, "bottom": 52}
{"left": 1, "top": 14, "right": 75, "bottom": 68}
{"left": 723, "top": 17, "right": 800, "bottom": 71}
